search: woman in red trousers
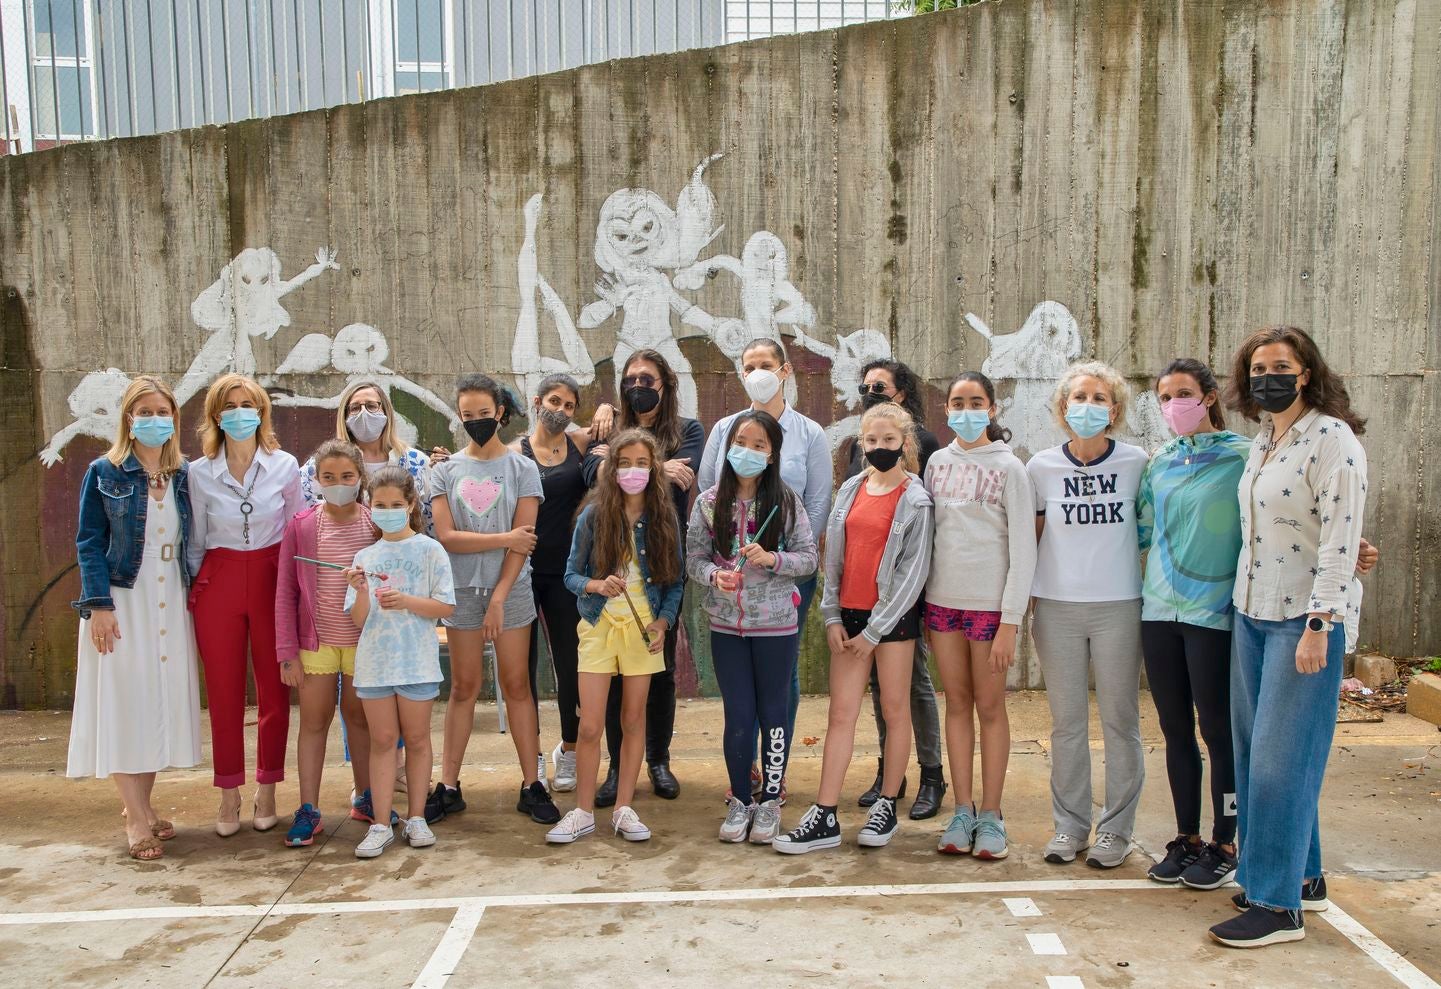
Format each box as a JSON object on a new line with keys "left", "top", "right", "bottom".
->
{"left": 187, "top": 373, "right": 305, "bottom": 836}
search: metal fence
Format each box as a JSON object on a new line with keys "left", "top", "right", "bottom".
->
{"left": 0, "top": 0, "right": 903, "bottom": 154}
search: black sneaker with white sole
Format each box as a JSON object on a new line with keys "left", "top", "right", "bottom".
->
{"left": 1209, "top": 906, "right": 1304, "bottom": 948}
{"left": 1232, "top": 876, "right": 1329, "bottom": 913}
{"left": 773, "top": 804, "right": 841, "bottom": 854}
{"left": 424, "top": 782, "right": 465, "bottom": 824}
{"left": 857, "top": 796, "right": 900, "bottom": 848}
{"left": 1148, "top": 836, "right": 1202, "bottom": 883}
{"left": 1179, "top": 843, "right": 1238, "bottom": 890}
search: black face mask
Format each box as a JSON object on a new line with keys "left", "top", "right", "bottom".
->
{"left": 624, "top": 386, "right": 661, "bottom": 415}
{"left": 864, "top": 446, "right": 903, "bottom": 472}
{"left": 1250, "top": 373, "right": 1300, "bottom": 414}
{"left": 463, "top": 417, "right": 499, "bottom": 446}
{"left": 861, "top": 391, "right": 894, "bottom": 411}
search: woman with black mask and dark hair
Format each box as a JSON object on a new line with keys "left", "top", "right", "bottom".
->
{"left": 592, "top": 349, "right": 705, "bottom": 805}
{"left": 845, "top": 358, "right": 946, "bottom": 821}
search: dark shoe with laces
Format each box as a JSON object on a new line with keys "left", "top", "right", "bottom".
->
{"left": 1209, "top": 906, "right": 1305, "bottom": 948}
{"left": 1233, "top": 876, "right": 1329, "bottom": 913}
{"left": 1149, "top": 836, "right": 1203, "bottom": 884}
{"left": 517, "top": 781, "right": 561, "bottom": 825}
{"left": 773, "top": 804, "right": 842, "bottom": 854}
{"left": 1180, "top": 843, "right": 1239, "bottom": 890}
{"left": 595, "top": 765, "right": 619, "bottom": 808}
{"left": 423, "top": 782, "right": 464, "bottom": 825}
{"left": 649, "top": 762, "right": 680, "bottom": 800}
{"left": 908, "top": 765, "right": 947, "bottom": 821}
{"left": 857, "top": 796, "right": 900, "bottom": 848}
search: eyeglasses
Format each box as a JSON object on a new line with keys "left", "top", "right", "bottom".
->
{"left": 346, "top": 401, "right": 384, "bottom": 415}
{"left": 622, "top": 374, "right": 658, "bottom": 389}
{"left": 858, "top": 382, "right": 894, "bottom": 397}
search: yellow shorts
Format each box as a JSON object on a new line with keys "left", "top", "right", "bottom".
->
{"left": 298, "top": 644, "right": 356, "bottom": 677}
{"left": 576, "top": 614, "right": 664, "bottom": 677}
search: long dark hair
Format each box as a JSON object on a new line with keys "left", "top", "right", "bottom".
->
{"left": 711, "top": 410, "right": 794, "bottom": 557}
{"left": 1156, "top": 358, "right": 1226, "bottom": 430}
{"left": 863, "top": 358, "right": 928, "bottom": 426}
{"left": 584, "top": 429, "right": 680, "bottom": 585}
{"left": 455, "top": 372, "right": 522, "bottom": 425}
{"left": 947, "top": 371, "right": 1012, "bottom": 443}
{"left": 1224, "top": 326, "right": 1365, "bottom": 434}
{"left": 618, "top": 349, "right": 684, "bottom": 459}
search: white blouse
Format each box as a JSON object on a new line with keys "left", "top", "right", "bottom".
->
{"left": 187, "top": 448, "right": 304, "bottom": 575}
{"left": 1232, "top": 409, "right": 1368, "bottom": 623}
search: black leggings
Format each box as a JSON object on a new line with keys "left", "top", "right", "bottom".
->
{"left": 1141, "top": 620, "right": 1236, "bottom": 844}
{"left": 713, "top": 631, "right": 797, "bottom": 804}
{"left": 529, "top": 572, "right": 582, "bottom": 745}
{"left": 605, "top": 594, "right": 681, "bottom": 766}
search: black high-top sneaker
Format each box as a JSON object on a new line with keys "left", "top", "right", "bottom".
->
{"left": 773, "top": 804, "right": 842, "bottom": 854}
{"left": 857, "top": 796, "right": 900, "bottom": 847}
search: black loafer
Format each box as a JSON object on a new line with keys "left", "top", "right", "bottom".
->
{"left": 649, "top": 762, "right": 680, "bottom": 800}
{"left": 908, "top": 767, "right": 946, "bottom": 820}
{"left": 595, "top": 766, "right": 619, "bottom": 808}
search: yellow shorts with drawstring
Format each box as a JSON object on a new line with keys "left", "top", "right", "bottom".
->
{"left": 298, "top": 644, "right": 356, "bottom": 677}
{"left": 576, "top": 612, "right": 664, "bottom": 677}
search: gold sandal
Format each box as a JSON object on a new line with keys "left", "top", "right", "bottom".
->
{"left": 151, "top": 819, "right": 176, "bottom": 841}
{"left": 128, "top": 836, "right": 164, "bottom": 861}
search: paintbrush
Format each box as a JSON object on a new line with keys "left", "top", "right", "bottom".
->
{"left": 619, "top": 585, "right": 653, "bottom": 646}
{"left": 294, "top": 555, "right": 388, "bottom": 581}
{"left": 732, "top": 504, "right": 781, "bottom": 572}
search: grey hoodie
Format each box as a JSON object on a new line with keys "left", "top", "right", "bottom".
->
{"left": 819, "top": 471, "right": 934, "bottom": 645}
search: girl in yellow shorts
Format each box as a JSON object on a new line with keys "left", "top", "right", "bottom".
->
{"left": 550, "top": 430, "right": 684, "bottom": 844}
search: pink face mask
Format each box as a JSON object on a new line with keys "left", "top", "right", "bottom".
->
{"left": 1162, "top": 397, "right": 1211, "bottom": 436}
{"left": 615, "top": 467, "right": 651, "bottom": 494}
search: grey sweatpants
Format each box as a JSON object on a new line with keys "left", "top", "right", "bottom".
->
{"left": 870, "top": 642, "right": 944, "bottom": 770}
{"left": 1031, "top": 597, "right": 1144, "bottom": 840}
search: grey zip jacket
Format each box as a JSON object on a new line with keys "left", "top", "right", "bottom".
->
{"left": 820, "top": 471, "right": 935, "bottom": 645}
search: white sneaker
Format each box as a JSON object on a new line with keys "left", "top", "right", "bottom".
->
{"left": 719, "top": 797, "right": 755, "bottom": 843}
{"left": 404, "top": 817, "right": 435, "bottom": 848}
{"left": 749, "top": 800, "right": 782, "bottom": 844}
{"left": 546, "top": 808, "right": 595, "bottom": 844}
{"left": 355, "top": 823, "right": 394, "bottom": 859}
{"left": 1044, "top": 832, "right": 1090, "bottom": 864}
{"left": 552, "top": 743, "right": 578, "bottom": 793}
{"left": 537, "top": 753, "right": 549, "bottom": 792}
{"left": 612, "top": 805, "right": 651, "bottom": 842}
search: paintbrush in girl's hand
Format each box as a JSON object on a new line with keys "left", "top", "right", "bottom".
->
{"left": 732, "top": 504, "right": 781, "bottom": 572}
{"left": 293, "top": 555, "right": 389, "bottom": 581}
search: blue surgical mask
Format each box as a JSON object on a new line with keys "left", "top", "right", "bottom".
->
{"left": 1064, "top": 402, "right": 1112, "bottom": 439}
{"left": 219, "top": 407, "right": 262, "bottom": 441}
{"left": 947, "top": 410, "right": 991, "bottom": 443}
{"left": 371, "top": 507, "right": 411, "bottom": 534}
{"left": 131, "top": 415, "right": 175, "bottom": 448}
{"left": 726, "top": 444, "right": 769, "bottom": 478}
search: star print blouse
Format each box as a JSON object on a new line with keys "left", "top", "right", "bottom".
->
{"left": 1232, "top": 408, "right": 1368, "bottom": 623}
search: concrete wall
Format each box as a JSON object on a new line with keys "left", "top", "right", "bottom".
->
{"left": 3, "top": 0, "right": 1437, "bottom": 709}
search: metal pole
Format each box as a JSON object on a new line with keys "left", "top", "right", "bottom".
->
{"left": 411, "top": 0, "right": 418, "bottom": 92}
{"left": 48, "top": 0, "right": 62, "bottom": 140}
{"left": 292, "top": 0, "right": 304, "bottom": 109}
{"left": 557, "top": 0, "right": 563, "bottom": 70}
{"left": 242, "top": 0, "right": 254, "bottom": 117}
{"left": 267, "top": 0, "right": 278, "bottom": 115}
{"left": 460, "top": 0, "right": 469, "bottom": 85}
{"left": 194, "top": 0, "right": 208, "bottom": 123}
{"left": 317, "top": 0, "right": 327, "bottom": 105}
{"left": 71, "top": 0, "right": 86, "bottom": 135}
{"left": 529, "top": 0, "right": 537, "bottom": 74}
{"left": 143, "top": 0, "right": 156, "bottom": 132}
{"left": 20, "top": 0, "right": 35, "bottom": 147}
{"left": 505, "top": 0, "right": 513, "bottom": 81}
{"left": 120, "top": 0, "right": 136, "bottom": 134}
{"left": 438, "top": 0, "right": 447, "bottom": 87}
{"left": 95, "top": 0, "right": 111, "bottom": 136}
{"left": 361, "top": 0, "right": 371, "bottom": 99}
{"left": 221, "top": 0, "right": 234, "bottom": 120}
{"left": 628, "top": 0, "right": 633, "bottom": 54}
{"left": 168, "top": 0, "right": 180, "bottom": 128}
{"left": 340, "top": 0, "right": 349, "bottom": 102}
{"left": 0, "top": 12, "right": 12, "bottom": 150}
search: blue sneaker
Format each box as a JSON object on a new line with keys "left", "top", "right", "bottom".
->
{"left": 938, "top": 805, "right": 977, "bottom": 855}
{"left": 285, "top": 804, "right": 323, "bottom": 847}
{"left": 350, "top": 789, "right": 374, "bottom": 823}
{"left": 971, "top": 810, "right": 1009, "bottom": 860}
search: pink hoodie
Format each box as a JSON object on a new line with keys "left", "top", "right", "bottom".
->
{"left": 275, "top": 504, "right": 373, "bottom": 662}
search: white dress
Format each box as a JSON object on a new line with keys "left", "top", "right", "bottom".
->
{"left": 66, "top": 492, "right": 203, "bottom": 778}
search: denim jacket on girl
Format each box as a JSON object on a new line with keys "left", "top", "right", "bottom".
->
{"left": 685, "top": 487, "right": 818, "bottom": 637}
{"left": 564, "top": 504, "right": 684, "bottom": 627}
{"left": 73, "top": 454, "right": 193, "bottom": 617}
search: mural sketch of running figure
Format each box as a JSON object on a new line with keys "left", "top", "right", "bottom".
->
{"left": 512, "top": 193, "right": 595, "bottom": 409}
{"left": 578, "top": 153, "right": 733, "bottom": 418}
{"left": 269, "top": 322, "right": 460, "bottom": 447}
{"left": 176, "top": 246, "right": 340, "bottom": 408}
{"left": 38, "top": 368, "right": 133, "bottom": 466}
{"left": 792, "top": 326, "right": 892, "bottom": 453}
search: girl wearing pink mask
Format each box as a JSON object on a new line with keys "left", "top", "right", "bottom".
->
{"left": 549, "top": 430, "right": 684, "bottom": 845}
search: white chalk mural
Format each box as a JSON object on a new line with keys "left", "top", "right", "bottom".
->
{"left": 792, "top": 326, "right": 893, "bottom": 453}
{"left": 512, "top": 193, "right": 596, "bottom": 406}
{"left": 38, "top": 368, "right": 133, "bottom": 467}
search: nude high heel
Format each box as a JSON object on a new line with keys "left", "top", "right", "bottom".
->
{"left": 252, "top": 792, "right": 279, "bottom": 832}
{"left": 216, "top": 793, "right": 241, "bottom": 838}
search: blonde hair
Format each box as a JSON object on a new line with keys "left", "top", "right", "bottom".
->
{"left": 107, "top": 376, "right": 183, "bottom": 472}
{"left": 1051, "top": 361, "right": 1130, "bottom": 435}
{"left": 858, "top": 402, "right": 920, "bottom": 475}
{"left": 199, "top": 373, "right": 280, "bottom": 459}
{"left": 335, "top": 380, "right": 408, "bottom": 460}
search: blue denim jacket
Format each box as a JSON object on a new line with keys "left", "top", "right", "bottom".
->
{"left": 564, "top": 504, "right": 684, "bottom": 627}
{"left": 74, "top": 454, "right": 193, "bottom": 617}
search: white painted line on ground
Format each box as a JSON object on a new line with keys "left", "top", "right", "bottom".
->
{"left": 1046, "top": 978, "right": 1085, "bottom": 989}
{"left": 1027, "top": 932, "right": 1067, "bottom": 956}
{"left": 411, "top": 904, "right": 486, "bottom": 989}
{"left": 1319, "top": 903, "right": 1441, "bottom": 989}
{"left": 1003, "top": 896, "right": 1042, "bottom": 917}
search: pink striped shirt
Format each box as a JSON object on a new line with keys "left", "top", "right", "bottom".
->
{"left": 314, "top": 512, "right": 376, "bottom": 648}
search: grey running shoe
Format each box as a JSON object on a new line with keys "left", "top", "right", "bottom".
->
{"left": 719, "top": 797, "right": 755, "bottom": 843}
{"left": 1085, "top": 831, "right": 1132, "bottom": 869}
{"left": 971, "top": 810, "right": 1009, "bottom": 860}
{"left": 1044, "top": 831, "right": 1089, "bottom": 864}
{"left": 749, "top": 800, "right": 782, "bottom": 844}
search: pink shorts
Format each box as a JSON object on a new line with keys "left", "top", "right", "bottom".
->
{"left": 924, "top": 603, "right": 1002, "bottom": 641}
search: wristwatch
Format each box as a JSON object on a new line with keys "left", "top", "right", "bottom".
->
{"left": 1306, "top": 616, "right": 1334, "bottom": 634}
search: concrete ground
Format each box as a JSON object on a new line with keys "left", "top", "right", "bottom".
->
{"left": 1, "top": 692, "right": 1438, "bottom": 988}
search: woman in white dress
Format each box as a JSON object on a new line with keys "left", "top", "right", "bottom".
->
{"left": 67, "top": 376, "right": 203, "bottom": 861}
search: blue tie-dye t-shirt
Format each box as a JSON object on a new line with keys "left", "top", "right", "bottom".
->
{"left": 344, "top": 532, "right": 456, "bottom": 689}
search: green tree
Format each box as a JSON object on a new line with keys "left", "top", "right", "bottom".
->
{"left": 891, "top": 0, "right": 983, "bottom": 11}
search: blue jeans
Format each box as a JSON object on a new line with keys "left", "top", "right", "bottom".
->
{"left": 749, "top": 575, "right": 816, "bottom": 769}
{"left": 1231, "top": 614, "right": 1344, "bottom": 911}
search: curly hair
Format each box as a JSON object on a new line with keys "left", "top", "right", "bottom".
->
{"left": 584, "top": 429, "right": 681, "bottom": 586}
{"left": 1223, "top": 326, "right": 1365, "bottom": 435}
{"left": 1051, "top": 361, "right": 1130, "bottom": 436}
{"left": 618, "top": 349, "right": 685, "bottom": 459}
{"left": 861, "top": 358, "right": 928, "bottom": 426}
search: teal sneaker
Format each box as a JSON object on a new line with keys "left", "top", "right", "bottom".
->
{"left": 937, "top": 804, "right": 977, "bottom": 855}
{"left": 971, "top": 810, "right": 1009, "bottom": 860}
{"left": 285, "top": 804, "right": 323, "bottom": 847}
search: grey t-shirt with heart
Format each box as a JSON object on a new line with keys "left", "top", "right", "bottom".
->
{"left": 426, "top": 450, "right": 544, "bottom": 590}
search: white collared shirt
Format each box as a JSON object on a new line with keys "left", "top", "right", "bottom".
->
{"left": 1232, "top": 408, "right": 1368, "bottom": 623}
{"left": 698, "top": 403, "right": 833, "bottom": 538}
{"left": 187, "top": 447, "right": 304, "bottom": 575}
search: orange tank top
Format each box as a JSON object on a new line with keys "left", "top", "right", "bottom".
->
{"left": 838, "top": 480, "right": 906, "bottom": 611}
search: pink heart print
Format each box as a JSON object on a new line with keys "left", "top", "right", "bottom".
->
{"left": 456, "top": 476, "right": 502, "bottom": 521}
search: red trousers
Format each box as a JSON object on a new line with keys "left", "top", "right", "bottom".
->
{"left": 191, "top": 544, "right": 289, "bottom": 789}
